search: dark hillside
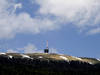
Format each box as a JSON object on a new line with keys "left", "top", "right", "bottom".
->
{"left": 0, "top": 53, "right": 100, "bottom": 75}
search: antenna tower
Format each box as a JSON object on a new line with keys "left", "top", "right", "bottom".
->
{"left": 44, "top": 40, "right": 49, "bottom": 53}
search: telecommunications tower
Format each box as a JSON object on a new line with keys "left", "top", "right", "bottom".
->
{"left": 44, "top": 40, "right": 49, "bottom": 53}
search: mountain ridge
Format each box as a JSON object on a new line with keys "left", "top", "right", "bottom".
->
{"left": 0, "top": 53, "right": 100, "bottom": 75}
{"left": 0, "top": 52, "right": 100, "bottom": 64}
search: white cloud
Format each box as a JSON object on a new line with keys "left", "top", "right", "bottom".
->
{"left": 14, "top": 3, "right": 22, "bottom": 9}
{"left": 0, "top": 0, "right": 59, "bottom": 39}
{"left": 36, "top": 0, "right": 100, "bottom": 34}
{"left": 23, "top": 43, "right": 37, "bottom": 53}
{"left": 0, "top": 0, "right": 100, "bottom": 39}
{"left": 6, "top": 43, "right": 43, "bottom": 53}
{"left": 87, "top": 28, "right": 100, "bottom": 35}
{"left": 6, "top": 43, "right": 59, "bottom": 53}
{"left": 20, "top": 43, "right": 58, "bottom": 53}
{"left": 49, "top": 48, "right": 58, "bottom": 54}
{"left": 7, "top": 49, "right": 18, "bottom": 53}
{"left": 22, "top": 43, "right": 43, "bottom": 53}
{"left": 12, "top": 3, "right": 22, "bottom": 13}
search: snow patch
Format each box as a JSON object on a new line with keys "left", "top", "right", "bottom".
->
{"left": 8, "top": 55, "right": 13, "bottom": 59}
{"left": 60, "top": 56, "right": 69, "bottom": 61}
{"left": 0, "top": 53, "right": 6, "bottom": 55}
{"left": 21, "top": 54, "right": 30, "bottom": 58}
{"left": 88, "top": 62, "right": 93, "bottom": 65}
{"left": 30, "top": 58, "right": 33, "bottom": 60}
{"left": 72, "top": 56, "right": 82, "bottom": 60}
{"left": 97, "top": 59, "right": 100, "bottom": 61}
{"left": 38, "top": 56, "right": 43, "bottom": 59}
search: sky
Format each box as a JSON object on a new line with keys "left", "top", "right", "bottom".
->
{"left": 0, "top": 0, "right": 100, "bottom": 58}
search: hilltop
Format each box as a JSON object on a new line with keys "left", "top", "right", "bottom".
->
{"left": 0, "top": 53, "right": 100, "bottom": 75}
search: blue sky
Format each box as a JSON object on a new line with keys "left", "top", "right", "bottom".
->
{"left": 0, "top": 0, "right": 100, "bottom": 58}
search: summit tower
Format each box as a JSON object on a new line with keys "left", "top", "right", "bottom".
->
{"left": 44, "top": 40, "right": 49, "bottom": 53}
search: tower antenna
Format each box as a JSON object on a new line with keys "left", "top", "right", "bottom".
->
{"left": 44, "top": 40, "right": 49, "bottom": 53}
{"left": 46, "top": 40, "right": 48, "bottom": 49}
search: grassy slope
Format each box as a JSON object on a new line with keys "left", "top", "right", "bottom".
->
{"left": 0, "top": 53, "right": 100, "bottom": 75}
{"left": 3, "top": 53, "right": 100, "bottom": 64}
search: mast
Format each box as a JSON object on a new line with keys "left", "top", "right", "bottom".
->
{"left": 46, "top": 40, "right": 49, "bottom": 49}
{"left": 44, "top": 40, "right": 49, "bottom": 53}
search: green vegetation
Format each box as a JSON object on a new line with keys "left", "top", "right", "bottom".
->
{"left": 0, "top": 53, "right": 100, "bottom": 75}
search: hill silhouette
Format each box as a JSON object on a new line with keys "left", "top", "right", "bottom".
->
{"left": 0, "top": 53, "right": 100, "bottom": 75}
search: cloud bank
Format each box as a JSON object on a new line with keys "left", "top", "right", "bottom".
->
{"left": 36, "top": 0, "right": 100, "bottom": 34}
{"left": 0, "top": 0, "right": 100, "bottom": 39}
{"left": 7, "top": 49, "right": 18, "bottom": 53}
{"left": 0, "top": 0, "right": 58, "bottom": 39}
{"left": 22, "top": 43, "right": 43, "bottom": 53}
{"left": 6, "top": 43, "right": 58, "bottom": 53}
{"left": 6, "top": 43, "right": 43, "bottom": 53}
